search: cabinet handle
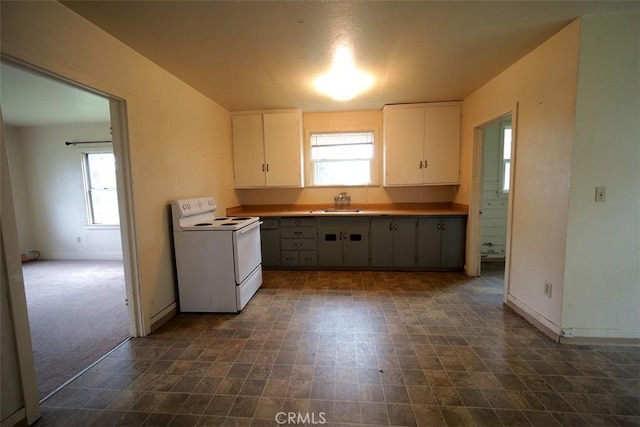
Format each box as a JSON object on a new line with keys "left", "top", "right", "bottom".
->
{"left": 437, "top": 224, "right": 441, "bottom": 230}
{"left": 389, "top": 223, "right": 393, "bottom": 231}
{"left": 442, "top": 223, "right": 446, "bottom": 231}
{"left": 394, "top": 223, "right": 398, "bottom": 231}
{"left": 261, "top": 164, "right": 265, "bottom": 172}
{"left": 419, "top": 160, "right": 423, "bottom": 169}
{"left": 424, "top": 160, "right": 428, "bottom": 169}
{"left": 266, "top": 163, "right": 269, "bottom": 172}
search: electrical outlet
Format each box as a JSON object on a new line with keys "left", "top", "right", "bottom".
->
{"left": 595, "top": 186, "right": 606, "bottom": 202}
{"left": 562, "top": 330, "right": 574, "bottom": 338}
{"left": 543, "top": 281, "right": 552, "bottom": 298}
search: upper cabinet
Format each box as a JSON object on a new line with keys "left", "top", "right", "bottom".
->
{"left": 383, "top": 102, "right": 461, "bottom": 186}
{"left": 232, "top": 110, "right": 303, "bottom": 188}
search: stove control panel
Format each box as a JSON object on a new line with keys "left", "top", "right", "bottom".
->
{"left": 173, "top": 197, "right": 217, "bottom": 219}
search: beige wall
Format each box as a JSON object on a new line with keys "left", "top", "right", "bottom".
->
{"left": 458, "top": 20, "right": 581, "bottom": 333}
{"left": 0, "top": 1, "right": 237, "bottom": 330}
{"left": 562, "top": 13, "right": 639, "bottom": 339}
{"left": 8, "top": 123, "right": 124, "bottom": 260}
{"left": 235, "top": 110, "right": 458, "bottom": 206}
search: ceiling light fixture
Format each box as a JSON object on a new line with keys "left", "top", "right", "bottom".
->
{"left": 314, "top": 45, "right": 374, "bottom": 101}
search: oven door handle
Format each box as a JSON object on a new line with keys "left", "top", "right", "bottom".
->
{"left": 237, "top": 221, "right": 263, "bottom": 234}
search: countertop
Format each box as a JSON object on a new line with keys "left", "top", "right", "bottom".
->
{"left": 226, "top": 202, "right": 468, "bottom": 217}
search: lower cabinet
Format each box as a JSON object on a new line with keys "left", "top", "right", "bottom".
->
{"left": 260, "top": 218, "right": 281, "bottom": 267}
{"left": 370, "top": 217, "right": 417, "bottom": 268}
{"left": 280, "top": 217, "right": 317, "bottom": 267}
{"left": 260, "top": 215, "right": 465, "bottom": 271}
{"left": 417, "top": 216, "right": 466, "bottom": 269}
{"left": 317, "top": 218, "right": 369, "bottom": 267}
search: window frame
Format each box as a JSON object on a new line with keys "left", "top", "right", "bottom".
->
{"left": 305, "top": 127, "right": 379, "bottom": 187}
{"left": 82, "top": 149, "right": 120, "bottom": 226}
{"left": 498, "top": 120, "right": 512, "bottom": 196}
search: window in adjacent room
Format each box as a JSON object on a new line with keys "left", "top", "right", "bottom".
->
{"left": 83, "top": 151, "right": 119, "bottom": 225}
{"left": 309, "top": 131, "right": 375, "bottom": 186}
{"left": 499, "top": 121, "right": 512, "bottom": 193}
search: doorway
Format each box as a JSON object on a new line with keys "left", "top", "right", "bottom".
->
{"left": 467, "top": 105, "right": 517, "bottom": 302}
{"left": 479, "top": 116, "right": 511, "bottom": 278}
{"left": 0, "top": 60, "right": 137, "bottom": 399}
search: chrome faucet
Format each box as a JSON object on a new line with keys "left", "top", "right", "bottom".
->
{"left": 334, "top": 192, "right": 351, "bottom": 209}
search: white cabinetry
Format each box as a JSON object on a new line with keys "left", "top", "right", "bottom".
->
{"left": 383, "top": 102, "right": 461, "bottom": 186}
{"left": 232, "top": 110, "right": 303, "bottom": 188}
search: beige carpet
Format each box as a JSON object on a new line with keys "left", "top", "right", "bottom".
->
{"left": 21, "top": 259, "right": 130, "bottom": 399}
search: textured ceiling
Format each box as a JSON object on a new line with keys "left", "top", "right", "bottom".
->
{"left": 61, "top": 0, "right": 638, "bottom": 113}
{"left": 2, "top": 1, "right": 638, "bottom": 127}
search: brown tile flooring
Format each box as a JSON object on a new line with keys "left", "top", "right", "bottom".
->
{"left": 37, "top": 269, "right": 639, "bottom": 426}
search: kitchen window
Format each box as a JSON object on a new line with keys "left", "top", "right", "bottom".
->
{"left": 83, "top": 151, "right": 119, "bottom": 225}
{"left": 309, "top": 131, "right": 375, "bottom": 186}
{"left": 499, "top": 121, "right": 512, "bottom": 193}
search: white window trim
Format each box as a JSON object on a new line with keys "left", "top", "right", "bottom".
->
{"left": 82, "top": 148, "right": 119, "bottom": 226}
{"left": 304, "top": 126, "right": 380, "bottom": 187}
{"left": 497, "top": 120, "right": 512, "bottom": 197}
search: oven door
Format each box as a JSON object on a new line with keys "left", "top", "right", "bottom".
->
{"left": 233, "top": 221, "right": 262, "bottom": 284}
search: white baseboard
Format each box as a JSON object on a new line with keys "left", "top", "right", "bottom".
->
{"left": 1, "top": 408, "right": 26, "bottom": 427}
{"left": 150, "top": 302, "right": 177, "bottom": 333}
{"left": 505, "top": 295, "right": 561, "bottom": 342}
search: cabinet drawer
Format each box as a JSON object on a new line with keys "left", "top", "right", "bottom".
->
{"left": 281, "top": 227, "right": 317, "bottom": 239}
{"left": 281, "top": 217, "right": 316, "bottom": 227}
{"left": 281, "top": 251, "right": 299, "bottom": 266}
{"left": 299, "top": 251, "right": 317, "bottom": 266}
{"left": 260, "top": 218, "right": 279, "bottom": 230}
{"left": 281, "top": 239, "right": 317, "bottom": 251}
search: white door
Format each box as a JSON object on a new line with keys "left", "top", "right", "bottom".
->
{"left": 232, "top": 114, "right": 266, "bottom": 188}
{"left": 423, "top": 105, "right": 461, "bottom": 184}
{"left": 263, "top": 112, "right": 302, "bottom": 187}
{"left": 384, "top": 107, "right": 424, "bottom": 185}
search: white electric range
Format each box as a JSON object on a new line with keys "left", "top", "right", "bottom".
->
{"left": 171, "top": 197, "right": 262, "bottom": 312}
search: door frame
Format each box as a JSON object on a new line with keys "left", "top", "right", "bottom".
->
{"left": 468, "top": 103, "right": 518, "bottom": 303}
{"left": 0, "top": 56, "right": 144, "bottom": 321}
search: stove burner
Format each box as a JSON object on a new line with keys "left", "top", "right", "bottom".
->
{"left": 221, "top": 222, "right": 238, "bottom": 226}
{"left": 195, "top": 223, "right": 213, "bottom": 226}
{"left": 214, "top": 218, "right": 229, "bottom": 221}
{"left": 232, "top": 217, "right": 251, "bottom": 221}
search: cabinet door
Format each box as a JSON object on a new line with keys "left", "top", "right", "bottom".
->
{"left": 440, "top": 217, "right": 466, "bottom": 269}
{"left": 260, "top": 228, "right": 281, "bottom": 267}
{"left": 281, "top": 251, "right": 299, "bottom": 266}
{"left": 343, "top": 227, "right": 369, "bottom": 267}
{"left": 417, "top": 217, "right": 441, "bottom": 268}
{"left": 423, "top": 105, "right": 460, "bottom": 184}
{"left": 370, "top": 219, "right": 393, "bottom": 267}
{"left": 318, "top": 227, "right": 343, "bottom": 267}
{"left": 384, "top": 107, "right": 424, "bottom": 186}
{"left": 232, "top": 114, "right": 266, "bottom": 187}
{"left": 263, "top": 112, "right": 303, "bottom": 187}
{"left": 392, "top": 218, "right": 417, "bottom": 267}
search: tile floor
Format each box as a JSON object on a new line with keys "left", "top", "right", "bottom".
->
{"left": 37, "top": 268, "right": 639, "bottom": 426}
